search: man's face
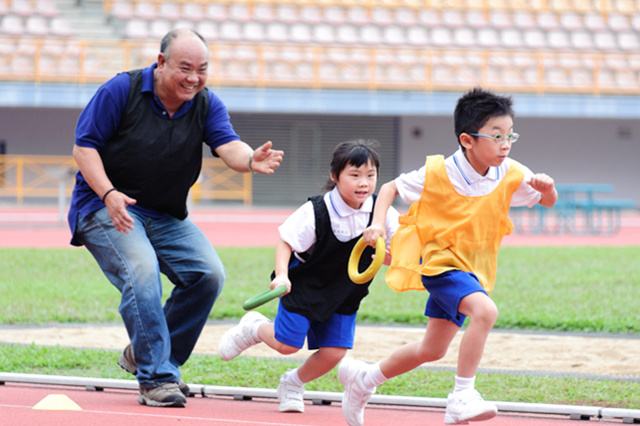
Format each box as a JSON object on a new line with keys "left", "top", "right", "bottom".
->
{"left": 156, "top": 35, "right": 208, "bottom": 105}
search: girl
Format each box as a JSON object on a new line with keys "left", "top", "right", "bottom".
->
{"left": 218, "top": 139, "right": 398, "bottom": 413}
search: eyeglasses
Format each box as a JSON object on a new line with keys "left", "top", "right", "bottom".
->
{"left": 469, "top": 132, "right": 520, "bottom": 145}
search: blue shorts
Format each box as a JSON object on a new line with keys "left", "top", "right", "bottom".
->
{"left": 273, "top": 303, "right": 356, "bottom": 350}
{"left": 422, "top": 270, "right": 487, "bottom": 327}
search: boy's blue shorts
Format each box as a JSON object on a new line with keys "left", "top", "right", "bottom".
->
{"left": 422, "top": 270, "right": 487, "bottom": 327}
{"left": 274, "top": 302, "right": 357, "bottom": 350}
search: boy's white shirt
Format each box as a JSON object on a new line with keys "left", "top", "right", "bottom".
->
{"left": 278, "top": 187, "right": 400, "bottom": 255}
{"left": 394, "top": 148, "right": 542, "bottom": 207}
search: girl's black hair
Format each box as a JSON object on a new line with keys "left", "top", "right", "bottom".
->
{"left": 324, "top": 139, "right": 380, "bottom": 191}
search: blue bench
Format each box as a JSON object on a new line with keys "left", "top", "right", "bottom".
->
{"left": 583, "top": 198, "right": 636, "bottom": 234}
{"left": 510, "top": 183, "right": 636, "bottom": 235}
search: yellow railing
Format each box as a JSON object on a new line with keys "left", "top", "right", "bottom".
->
{"left": 0, "top": 155, "right": 252, "bottom": 205}
{"left": 1, "top": 36, "right": 639, "bottom": 96}
{"left": 0, "top": 155, "right": 76, "bottom": 203}
{"left": 194, "top": 158, "right": 253, "bottom": 205}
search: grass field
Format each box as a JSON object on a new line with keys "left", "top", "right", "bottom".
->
{"left": 1, "top": 247, "right": 639, "bottom": 332}
{"left": 1, "top": 246, "right": 639, "bottom": 408}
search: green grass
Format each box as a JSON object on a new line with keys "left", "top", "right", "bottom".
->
{"left": 1, "top": 247, "right": 639, "bottom": 333}
{"left": 1, "top": 247, "right": 639, "bottom": 410}
{"left": 1, "top": 344, "right": 638, "bottom": 409}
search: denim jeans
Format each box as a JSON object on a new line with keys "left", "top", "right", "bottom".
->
{"left": 76, "top": 207, "right": 224, "bottom": 386}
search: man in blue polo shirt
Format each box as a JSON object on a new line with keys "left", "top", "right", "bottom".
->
{"left": 68, "top": 28, "right": 283, "bottom": 408}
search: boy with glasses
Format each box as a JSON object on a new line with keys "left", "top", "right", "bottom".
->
{"left": 339, "top": 87, "right": 557, "bottom": 425}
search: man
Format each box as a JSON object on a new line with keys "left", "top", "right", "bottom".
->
{"left": 67, "top": 28, "right": 283, "bottom": 407}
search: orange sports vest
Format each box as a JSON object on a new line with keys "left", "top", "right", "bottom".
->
{"left": 386, "top": 155, "right": 524, "bottom": 292}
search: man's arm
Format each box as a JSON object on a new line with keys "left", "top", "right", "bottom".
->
{"left": 73, "top": 145, "right": 136, "bottom": 232}
{"left": 215, "top": 140, "right": 284, "bottom": 174}
{"left": 73, "top": 145, "right": 114, "bottom": 200}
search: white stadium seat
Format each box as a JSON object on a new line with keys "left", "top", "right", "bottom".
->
{"left": 336, "top": 24, "right": 358, "bottom": 44}
{"left": 571, "top": 31, "right": 594, "bottom": 49}
{"left": 617, "top": 32, "right": 639, "bottom": 50}
{"left": 244, "top": 22, "right": 265, "bottom": 41}
{"left": 477, "top": 28, "right": 499, "bottom": 47}
{"left": 406, "top": 26, "right": 428, "bottom": 45}
{"left": 290, "top": 23, "right": 312, "bottom": 43}
{"left": 548, "top": 30, "right": 571, "bottom": 49}
{"left": 25, "top": 15, "right": 48, "bottom": 35}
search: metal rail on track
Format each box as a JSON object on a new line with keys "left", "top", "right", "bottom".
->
{"left": 1, "top": 372, "right": 638, "bottom": 424}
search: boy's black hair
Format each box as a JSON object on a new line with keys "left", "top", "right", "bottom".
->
{"left": 454, "top": 87, "right": 514, "bottom": 141}
{"left": 324, "top": 139, "right": 380, "bottom": 191}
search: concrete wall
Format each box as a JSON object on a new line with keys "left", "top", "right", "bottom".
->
{"left": 1, "top": 107, "right": 638, "bottom": 204}
{"left": 399, "top": 116, "right": 640, "bottom": 203}
{"left": 0, "top": 107, "right": 80, "bottom": 156}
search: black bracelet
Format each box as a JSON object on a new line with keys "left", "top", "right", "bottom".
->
{"left": 248, "top": 153, "right": 254, "bottom": 173}
{"left": 101, "top": 187, "right": 117, "bottom": 203}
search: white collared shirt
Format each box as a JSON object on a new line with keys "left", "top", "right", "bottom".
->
{"left": 395, "top": 148, "right": 542, "bottom": 207}
{"left": 278, "top": 187, "right": 400, "bottom": 254}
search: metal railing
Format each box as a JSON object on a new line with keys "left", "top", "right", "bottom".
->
{"left": 0, "top": 155, "right": 252, "bottom": 205}
{"left": 1, "top": 373, "right": 639, "bottom": 423}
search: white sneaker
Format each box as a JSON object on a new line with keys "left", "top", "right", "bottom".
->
{"left": 338, "top": 358, "right": 376, "bottom": 426}
{"left": 218, "top": 311, "right": 268, "bottom": 361}
{"left": 444, "top": 388, "right": 497, "bottom": 424}
{"left": 277, "top": 372, "right": 305, "bottom": 413}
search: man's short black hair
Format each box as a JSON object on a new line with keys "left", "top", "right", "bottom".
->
{"left": 160, "top": 29, "right": 207, "bottom": 59}
{"left": 454, "top": 87, "right": 514, "bottom": 138}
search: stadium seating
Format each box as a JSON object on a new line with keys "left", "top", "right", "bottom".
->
{"left": 0, "top": 0, "right": 639, "bottom": 94}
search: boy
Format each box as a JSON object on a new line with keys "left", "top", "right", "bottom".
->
{"left": 339, "top": 88, "right": 557, "bottom": 425}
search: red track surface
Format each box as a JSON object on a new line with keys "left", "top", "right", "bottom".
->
{"left": 0, "top": 207, "right": 638, "bottom": 248}
{"left": 0, "top": 383, "right": 617, "bottom": 426}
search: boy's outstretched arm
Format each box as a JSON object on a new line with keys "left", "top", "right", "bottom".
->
{"left": 529, "top": 173, "right": 558, "bottom": 208}
{"left": 270, "top": 239, "right": 293, "bottom": 294}
{"left": 363, "top": 180, "right": 398, "bottom": 246}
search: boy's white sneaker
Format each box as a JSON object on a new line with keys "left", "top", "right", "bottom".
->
{"left": 218, "top": 311, "right": 268, "bottom": 361}
{"left": 444, "top": 388, "right": 497, "bottom": 424}
{"left": 338, "top": 358, "right": 376, "bottom": 426}
{"left": 277, "top": 373, "right": 305, "bottom": 413}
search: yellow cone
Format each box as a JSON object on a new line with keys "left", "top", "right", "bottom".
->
{"left": 32, "top": 394, "right": 82, "bottom": 411}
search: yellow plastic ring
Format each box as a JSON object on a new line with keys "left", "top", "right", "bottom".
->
{"left": 348, "top": 236, "right": 385, "bottom": 284}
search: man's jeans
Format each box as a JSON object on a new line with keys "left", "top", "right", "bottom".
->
{"left": 76, "top": 208, "right": 224, "bottom": 386}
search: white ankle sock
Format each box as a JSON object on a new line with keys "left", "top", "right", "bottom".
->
{"left": 453, "top": 375, "right": 475, "bottom": 393}
{"left": 363, "top": 363, "right": 388, "bottom": 389}
{"left": 251, "top": 320, "right": 265, "bottom": 341}
{"left": 284, "top": 369, "right": 304, "bottom": 386}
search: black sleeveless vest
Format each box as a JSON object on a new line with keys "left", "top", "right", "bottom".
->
{"left": 100, "top": 69, "right": 209, "bottom": 219}
{"left": 280, "top": 195, "right": 376, "bottom": 322}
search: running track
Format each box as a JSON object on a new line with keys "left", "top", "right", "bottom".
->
{"left": 0, "top": 206, "right": 638, "bottom": 247}
{"left": 0, "top": 383, "right": 620, "bottom": 426}
{"left": 0, "top": 206, "right": 637, "bottom": 425}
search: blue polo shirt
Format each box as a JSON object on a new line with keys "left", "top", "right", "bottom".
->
{"left": 68, "top": 63, "right": 240, "bottom": 242}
